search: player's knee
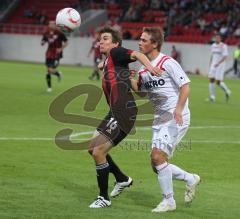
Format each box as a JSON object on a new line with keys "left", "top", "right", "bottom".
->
{"left": 46, "top": 73, "right": 51, "bottom": 79}
{"left": 48, "top": 68, "right": 55, "bottom": 73}
{"left": 88, "top": 140, "right": 96, "bottom": 156}
{"left": 91, "top": 146, "right": 104, "bottom": 159}
{"left": 151, "top": 148, "right": 167, "bottom": 166}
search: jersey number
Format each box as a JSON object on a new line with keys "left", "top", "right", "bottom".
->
{"left": 106, "top": 117, "right": 118, "bottom": 134}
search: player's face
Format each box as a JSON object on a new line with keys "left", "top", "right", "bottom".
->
{"left": 49, "top": 21, "right": 56, "bottom": 30}
{"left": 99, "top": 33, "right": 118, "bottom": 54}
{"left": 215, "top": 35, "right": 221, "bottom": 43}
{"left": 139, "top": 32, "right": 156, "bottom": 55}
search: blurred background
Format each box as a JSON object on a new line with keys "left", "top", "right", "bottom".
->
{"left": 0, "top": 0, "right": 240, "bottom": 76}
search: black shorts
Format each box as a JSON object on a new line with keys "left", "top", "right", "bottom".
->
{"left": 97, "top": 111, "right": 128, "bottom": 146}
{"left": 46, "top": 58, "right": 60, "bottom": 68}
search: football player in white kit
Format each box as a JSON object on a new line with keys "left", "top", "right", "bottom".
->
{"left": 130, "top": 27, "right": 200, "bottom": 213}
{"left": 208, "top": 33, "right": 231, "bottom": 102}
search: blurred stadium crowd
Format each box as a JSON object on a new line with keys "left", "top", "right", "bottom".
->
{"left": 0, "top": 0, "right": 239, "bottom": 44}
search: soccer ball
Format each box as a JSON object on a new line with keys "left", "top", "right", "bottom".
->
{"left": 56, "top": 8, "right": 81, "bottom": 32}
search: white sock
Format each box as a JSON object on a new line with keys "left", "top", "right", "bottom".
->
{"left": 209, "top": 83, "right": 215, "bottom": 99}
{"left": 155, "top": 162, "right": 174, "bottom": 203}
{"left": 219, "top": 82, "right": 231, "bottom": 94}
{"left": 169, "top": 163, "right": 195, "bottom": 186}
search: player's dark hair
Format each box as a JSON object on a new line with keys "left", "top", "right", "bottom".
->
{"left": 143, "top": 27, "right": 164, "bottom": 51}
{"left": 99, "top": 27, "right": 122, "bottom": 46}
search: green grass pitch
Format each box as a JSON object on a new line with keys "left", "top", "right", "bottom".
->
{"left": 0, "top": 61, "right": 240, "bottom": 218}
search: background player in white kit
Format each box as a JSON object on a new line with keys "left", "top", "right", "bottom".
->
{"left": 208, "top": 33, "right": 231, "bottom": 102}
{"left": 130, "top": 27, "right": 200, "bottom": 213}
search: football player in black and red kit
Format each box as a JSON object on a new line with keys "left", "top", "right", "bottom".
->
{"left": 88, "top": 27, "right": 161, "bottom": 208}
{"left": 41, "top": 21, "right": 68, "bottom": 92}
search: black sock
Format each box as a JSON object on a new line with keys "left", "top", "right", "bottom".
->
{"left": 106, "top": 154, "right": 128, "bottom": 182}
{"left": 46, "top": 73, "right": 51, "bottom": 88}
{"left": 96, "top": 162, "right": 110, "bottom": 200}
{"left": 53, "top": 71, "right": 60, "bottom": 77}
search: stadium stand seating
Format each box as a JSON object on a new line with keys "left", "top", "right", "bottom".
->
{"left": 0, "top": 0, "right": 239, "bottom": 45}
{"left": 0, "top": 0, "right": 78, "bottom": 34}
{"left": 117, "top": 0, "right": 239, "bottom": 45}
{"left": 0, "top": 0, "right": 12, "bottom": 14}
{"left": 7, "top": 0, "right": 78, "bottom": 24}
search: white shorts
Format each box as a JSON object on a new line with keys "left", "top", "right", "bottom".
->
{"left": 208, "top": 64, "right": 225, "bottom": 81}
{"left": 151, "top": 115, "right": 189, "bottom": 158}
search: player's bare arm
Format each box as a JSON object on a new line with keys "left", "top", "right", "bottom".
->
{"left": 131, "top": 51, "right": 161, "bottom": 76}
{"left": 129, "top": 71, "right": 147, "bottom": 97}
{"left": 174, "top": 83, "right": 190, "bottom": 125}
{"left": 98, "top": 61, "right": 104, "bottom": 71}
{"left": 62, "top": 41, "right": 68, "bottom": 49}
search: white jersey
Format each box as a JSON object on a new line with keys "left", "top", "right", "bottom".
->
{"left": 208, "top": 42, "right": 228, "bottom": 81}
{"left": 138, "top": 53, "right": 190, "bottom": 125}
{"left": 210, "top": 42, "right": 228, "bottom": 67}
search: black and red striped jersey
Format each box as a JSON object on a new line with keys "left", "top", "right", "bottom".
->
{"left": 102, "top": 46, "right": 138, "bottom": 133}
{"left": 41, "top": 29, "right": 67, "bottom": 59}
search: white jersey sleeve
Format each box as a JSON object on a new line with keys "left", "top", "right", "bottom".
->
{"left": 222, "top": 44, "right": 228, "bottom": 57}
{"left": 163, "top": 58, "right": 190, "bottom": 88}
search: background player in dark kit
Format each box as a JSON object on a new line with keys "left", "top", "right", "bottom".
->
{"left": 41, "top": 21, "right": 68, "bottom": 92}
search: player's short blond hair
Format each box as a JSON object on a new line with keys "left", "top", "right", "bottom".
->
{"left": 143, "top": 27, "right": 164, "bottom": 51}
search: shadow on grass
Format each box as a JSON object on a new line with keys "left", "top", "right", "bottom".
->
{"left": 125, "top": 190, "right": 157, "bottom": 208}
{"left": 56, "top": 179, "right": 97, "bottom": 202}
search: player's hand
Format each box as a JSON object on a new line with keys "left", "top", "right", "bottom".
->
{"left": 98, "top": 61, "right": 104, "bottom": 71}
{"left": 150, "top": 66, "right": 162, "bottom": 77}
{"left": 129, "top": 70, "right": 137, "bottom": 79}
{"left": 214, "top": 63, "right": 219, "bottom": 68}
{"left": 173, "top": 108, "right": 183, "bottom": 126}
{"left": 56, "top": 48, "right": 62, "bottom": 53}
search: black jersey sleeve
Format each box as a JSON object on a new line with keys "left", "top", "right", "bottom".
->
{"left": 59, "top": 32, "right": 68, "bottom": 42}
{"left": 110, "top": 47, "right": 134, "bottom": 64}
{"left": 41, "top": 32, "right": 48, "bottom": 44}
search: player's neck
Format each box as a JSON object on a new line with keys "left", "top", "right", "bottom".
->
{"left": 147, "top": 50, "right": 160, "bottom": 61}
